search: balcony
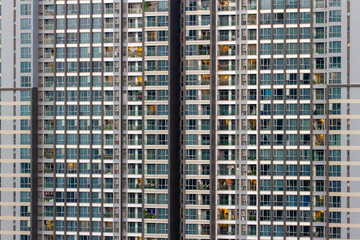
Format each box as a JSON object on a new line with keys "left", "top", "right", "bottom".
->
{"left": 313, "top": 215, "right": 324, "bottom": 222}
{"left": 128, "top": 183, "right": 142, "bottom": 189}
{"left": 144, "top": 182, "right": 156, "bottom": 189}
{"left": 218, "top": 169, "right": 235, "bottom": 176}
{"left": 128, "top": 110, "right": 142, "bottom": 116}
{"left": 217, "top": 155, "right": 235, "bottom": 161}
{"left": 144, "top": 209, "right": 156, "bottom": 219}
{"left": 198, "top": 184, "right": 210, "bottom": 190}
{"left": 217, "top": 199, "right": 235, "bottom": 206}
{"left": 128, "top": 169, "right": 142, "bottom": 175}
{"left": 217, "top": 214, "right": 235, "bottom": 220}
{"left": 217, "top": 139, "right": 235, "bottom": 146}
{"left": 218, "top": 125, "right": 236, "bottom": 131}
{"left": 104, "top": 227, "right": 113, "bottom": 233}
{"left": 217, "top": 35, "right": 236, "bottom": 41}
{"left": 218, "top": 64, "right": 236, "bottom": 71}
{"left": 128, "top": 125, "right": 142, "bottom": 131}
{"left": 218, "top": 184, "right": 236, "bottom": 191}
{"left": 218, "top": 110, "right": 236, "bottom": 116}
{"left": 218, "top": 229, "right": 235, "bottom": 235}
{"left": 128, "top": 227, "right": 142, "bottom": 233}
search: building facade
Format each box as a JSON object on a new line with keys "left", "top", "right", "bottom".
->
{"left": 0, "top": 0, "right": 360, "bottom": 240}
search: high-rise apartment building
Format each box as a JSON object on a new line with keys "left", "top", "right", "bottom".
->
{"left": 1, "top": 0, "right": 360, "bottom": 240}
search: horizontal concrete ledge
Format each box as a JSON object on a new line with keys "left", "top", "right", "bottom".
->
{"left": 329, "top": 115, "right": 360, "bottom": 119}
{"left": 0, "top": 231, "right": 30, "bottom": 235}
{"left": 0, "top": 188, "right": 30, "bottom": 192}
{"left": 0, "top": 116, "right": 31, "bottom": 120}
{"left": 330, "top": 192, "right": 360, "bottom": 197}
{"left": 329, "top": 99, "right": 360, "bottom": 103}
{"left": 330, "top": 208, "right": 360, "bottom": 212}
{"left": 330, "top": 146, "right": 360, "bottom": 150}
{"left": 330, "top": 162, "right": 360, "bottom": 166}
{"left": 0, "top": 101, "right": 31, "bottom": 105}
{"left": 329, "top": 177, "right": 360, "bottom": 181}
{"left": 0, "top": 202, "right": 30, "bottom": 206}
{"left": 330, "top": 223, "right": 360, "bottom": 228}
{"left": 329, "top": 130, "right": 360, "bottom": 134}
{"left": 0, "top": 145, "right": 31, "bottom": 148}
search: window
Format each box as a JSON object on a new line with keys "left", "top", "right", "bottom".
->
{"left": 261, "top": 225, "right": 271, "bottom": 236}
{"left": 158, "top": 31, "right": 168, "bottom": 41}
{"left": 158, "top": 223, "right": 168, "bottom": 234}
{"left": 274, "top": 0, "right": 284, "bottom": 9}
{"left": 260, "top": 44, "right": 271, "bottom": 55}
{"left": 21, "top": 33, "right": 31, "bottom": 44}
{"left": 21, "top": 120, "right": 30, "bottom": 130}
{"left": 158, "top": 105, "right": 168, "bottom": 115}
{"left": 287, "top": 119, "right": 297, "bottom": 130}
{"left": 329, "top": 41, "right": 341, "bottom": 53}
{"left": 300, "top": 28, "right": 310, "bottom": 39}
{"left": 300, "top": 104, "right": 310, "bottom": 115}
{"left": 315, "top": 27, "right": 325, "bottom": 38}
{"left": 329, "top": 181, "right": 341, "bottom": 192}
{"left": 329, "top": 0, "right": 341, "bottom": 7}
{"left": 158, "top": 46, "right": 168, "bottom": 56}
{"left": 287, "top": 13, "right": 297, "bottom": 24}
{"left": 274, "top": 28, "right": 284, "bottom": 39}
{"left": 260, "top": 180, "right": 271, "bottom": 190}
{"left": 329, "top": 26, "right": 341, "bottom": 38}
{"left": 329, "top": 10, "right": 341, "bottom": 22}
{"left": 330, "top": 165, "right": 341, "bottom": 177}
{"left": 21, "top": 76, "right": 31, "bottom": 87}
{"left": 20, "top": 220, "right": 30, "bottom": 231}
{"left": 260, "top": 29, "right": 271, "bottom": 40}
{"left": 329, "top": 72, "right": 341, "bottom": 84}
{"left": 273, "top": 104, "right": 284, "bottom": 115}
{"left": 315, "top": 12, "right": 325, "bottom": 23}
{"left": 300, "top": 12, "right": 311, "bottom": 23}
{"left": 21, "top": 19, "right": 31, "bottom": 29}
{"left": 79, "top": 18, "right": 90, "bottom": 29}
{"left": 330, "top": 134, "right": 341, "bottom": 146}
{"left": 186, "top": 224, "right": 197, "bottom": 235}
{"left": 330, "top": 87, "right": 341, "bottom": 99}
{"left": 286, "top": 58, "right": 297, "bottom": 69}
{"left": 260, "top": 74, "right": 271, "bottom": 85}
{"left": 274, "top": 43, "right": 284, "bottom": 54}
{"left": 300, "top": 58, "right": 310, "bottom": 69}
{"left": 329, "top": 228, "right": 341, "bottom": 239}
{"left": 330, "top": 57, "right": 341, "bottom": 68}
{"left": 274, "top": 13, "right": 284, "bottom": 24}
{"left": 286, "top": 0, "right": 298, "bottom": 8}
{"left": 260, "top": 59, "right": 271, "bottom": 70}
{"left": 273, "top": 59, "right": 284, "bottom": 69}
{"left": 80, "top": 4, "right": 91, "bottom": 14}
{"left": 260, "top": 13, "right": 271, "bottom": 24}
{"left": 56, "top": 19, "right": 65, "bottom": 30}
{"left": 21, "top": 106, "right": 31, "bottom": 116}
{"left": 274, "top": 74, "right": 284, "bottom": 85}
{"left": 21, "top": 91, "right": 31, "bottom": 101}
{"left": 286, "top": 43, "right": 297, "bottom": 54}
{"left": 287, "top": 150, "right": 297, "bottom": 161}
{"left": 21, "top": 177, "right": 31, "bottom": 188}
{"left": 286, "top": 74, "right": 297, "bottom": 85}
{"left": 21, "top": 62, "right": 31, "bottom": 73}
{"left": 21, "top": 48, "right": 31, "bottom": 58}
{"left": 286, "top": 195, "right": 297, "bottom": 206}
{"left": 286, "top": 165, "right": 297, "bottom": 176}
{"left": 21, "top": 4, "right": 31, "bottom": 15}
